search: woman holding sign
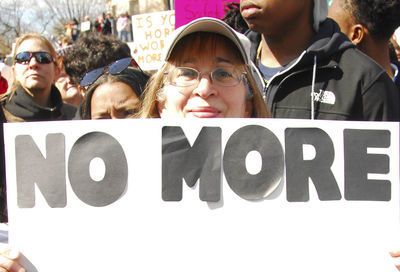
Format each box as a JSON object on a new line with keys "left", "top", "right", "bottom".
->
{"left": 139, "top": 17, "right": 269, "bottom": 118}
{"left": 0, "top": 18, "right": 270, "bottom": 271}
{"left": 2, "top": 17, "right": 400, "bottom": 272}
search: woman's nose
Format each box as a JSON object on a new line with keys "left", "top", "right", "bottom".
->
{"left": 192, "top": 74, "right": 217, "bottom": 98}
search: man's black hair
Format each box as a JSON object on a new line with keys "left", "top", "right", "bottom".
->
{"left": 345, "top": 0, "right": 400, "bottom": 40}
{"left": 222, "top": 2, "right": 249, "bottom": 34}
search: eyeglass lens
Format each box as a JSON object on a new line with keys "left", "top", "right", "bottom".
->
{"left": 15, "top": 52, "right": 53, "bottom": 64}
{"left": 170, "top": 67, "right": 243, "bottom": 87}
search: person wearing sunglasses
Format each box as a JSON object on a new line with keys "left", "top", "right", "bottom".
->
{"left": 139, "top": 17, "right": 269, "bottom": 118}
{"left": 0, "top": 33, "right": 76, "bottom": 123}
{"left": 0, "top": 33, "right": 76, "bottom": 227}
{"left": 76, "top": 58, "right": 149, "bottom": 119}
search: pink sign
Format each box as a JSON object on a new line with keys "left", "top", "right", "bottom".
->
{"left": 174, "top": 0, "right": 239, "bottom": 28}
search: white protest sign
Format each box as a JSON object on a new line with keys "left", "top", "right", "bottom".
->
{"left": 4, "top": 119, "right": 400, "bottom": 272}
{"left": 80, "top": 21, "right": 91, "bottom": 32}
{"left": 131, "top": 10, "right": 175, "bottom": 71}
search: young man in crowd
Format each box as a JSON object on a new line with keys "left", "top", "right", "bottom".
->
{"left": 328, "top": 0, "right": 400, "bottom": 91}
{"left": 240, "top": 0, "right": 399, "bottom": 120}
{"left": 62, "top": 32, "right": 132, "bottom": 88}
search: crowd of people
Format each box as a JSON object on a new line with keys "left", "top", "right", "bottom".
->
{"left": 1, "top": 0, "right": 400, "bottom": 270}
{"left": 60, "top": 11, "right": 134, "bottom": 48}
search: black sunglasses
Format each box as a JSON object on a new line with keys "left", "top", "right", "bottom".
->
{"left": 80, "top": 57, "right": 143, "bottom": 87}
{"left": 15, "top": 51, "right": 54, "bottom": 64}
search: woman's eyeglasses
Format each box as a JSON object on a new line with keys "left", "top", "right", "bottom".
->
{"left": 165, "top": 67, "right": 246, "bottom": 87}
{"left": 80, "top": 57, "right": 142, "bottom": 87}
{"left": 14, "top": 51, "right": 54, "bottom": 64}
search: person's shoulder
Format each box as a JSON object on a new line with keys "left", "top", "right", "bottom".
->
{"left": 243, "top": 29, "right": 261, "bottom": 62}
{"left": 0, "top": 94, "right": 9, "bottom": 108}
{"left": 336, "top": 47, "right": 398, "bottom": 106}
{"left": 0, "top": 104, "right": 6, "bottom": 123}
{"left": 1, "top": 104, "right": 24, "bottom": 122}
{"left": 60, "top": 103, "right": 78, "bottom": 120}
{"left": 244, "top": 29, "right": 261, "bottom": 43}
{"left": 340, "top": 48, "right": 388, "bottom": 79}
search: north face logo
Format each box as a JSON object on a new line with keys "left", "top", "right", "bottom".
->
{"left": 313, "top": 89, "right": 336, "bottom": 105}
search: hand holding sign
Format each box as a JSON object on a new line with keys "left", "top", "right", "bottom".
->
{"left": 0, "top": 244, "right": 24, "bottom": 272}
{"left": 390, "top": 250, "right": 400, "bottom": 271}
{"left": 3, "top": 117, "right": 400, "bottom": 272}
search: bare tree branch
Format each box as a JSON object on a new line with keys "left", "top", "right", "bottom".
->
{"left": 0, "top": 0, "right": 106, "bottom": 56}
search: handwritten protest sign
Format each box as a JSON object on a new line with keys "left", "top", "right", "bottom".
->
{"left": 4, "top": 119, "right": 400, "bottom": 272}
{"left": 80, "top": 21, "right": 91, "bottom": 32}
{"left": 131, "top": 10, "right": 175, "bottom": 71}
{"left": 175, "top": 0, "right": 239, "bottom": 28}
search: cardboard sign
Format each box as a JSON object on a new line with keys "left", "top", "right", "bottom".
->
{"left": 131, "top": 10, "right": 175, "bottom": 71}
{"left": 4, "top": 119, "right": 400, "bottom": 272}
{"left": 174, "top": 0, "right": 239, "bottom": 28}
{"left": 80, "top": 21, "right": 91, "bottom": 32}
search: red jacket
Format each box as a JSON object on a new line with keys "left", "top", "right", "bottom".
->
{"left": 0, "top": 72, "right": 8, "bottom": 94}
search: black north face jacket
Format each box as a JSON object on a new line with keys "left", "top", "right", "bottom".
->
{"left": 246, "top": 18, "right": 400, "bottom": 121}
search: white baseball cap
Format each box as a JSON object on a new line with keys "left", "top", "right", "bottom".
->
{"left": 164, "top": 17, "right": 252, "bottom": 65}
